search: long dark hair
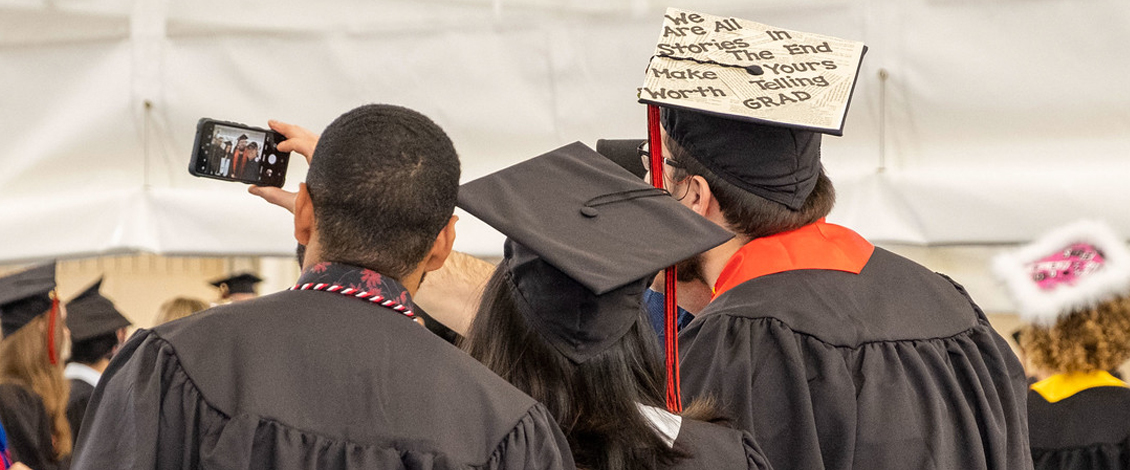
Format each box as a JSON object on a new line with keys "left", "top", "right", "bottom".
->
{"left": 462, "top": 264, "right": 691, "bottom": 470}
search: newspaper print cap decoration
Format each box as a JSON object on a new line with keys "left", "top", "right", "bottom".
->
{"left": 992, "top": 220, "right": 1130, "bottom": 325}
{"left": 637, "top": 8, "right": 866, "bottom": 210}
{"left": 638, "top": 7, "right": 868, "bottom": 136}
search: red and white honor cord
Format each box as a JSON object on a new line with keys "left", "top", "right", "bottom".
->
{"left": 290, "top": 283, "right": 416, "bottom": 319}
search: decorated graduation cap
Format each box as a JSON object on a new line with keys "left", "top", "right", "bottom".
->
{"left": 209, "top": 273, "right": 263, "bottom": 296}
{"left": 457, "top": 141, "right": 733, "bottom": 363}
{"left": 993, "top": 220, "right": 1130, "bottom": 325}
{"left": 638, "top": 8, "right": 867, "bottom": 211}
{"left": 0, "top": 262, "right": 63, "bottom": 364}
{"left": 66, "top": 278, "right": 132, "bottom": 342}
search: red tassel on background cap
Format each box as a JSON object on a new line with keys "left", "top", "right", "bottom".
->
{"left": 648, "top": 104, "right": 683, "bottom": 413}
{"left": 47, "top": 293, "right": 58, "bottom": 365}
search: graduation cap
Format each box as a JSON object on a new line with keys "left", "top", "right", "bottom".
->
{"left": 209, "top": 273, "right": 263, "bottom": 296}
{"left": 457, "top": 141, "right": 733, "bottom": 363}
{"left": 0, "top": 263, "right": 57, "bottom": 338}
{"left": 596, "top": 139, "right": 647, "bottom": 179}
{"left": 638, "top": 8, "right": 867, "bottom": 210}
{"left": 66, "top": 278, "right": 132, "bottom": 342}
{"left": 992, "top": 219, "right": 1130, "bottom": 325}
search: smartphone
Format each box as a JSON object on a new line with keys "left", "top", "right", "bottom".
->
{"left": 189, "top": 118, "right": 290, "bottom": 187}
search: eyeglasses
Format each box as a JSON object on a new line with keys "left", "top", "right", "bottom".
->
{"left": 637, "top": 141, "right": 690, "bottom": 201}
{"left": 637, "top": 141, "right": 684, "bottom": 172}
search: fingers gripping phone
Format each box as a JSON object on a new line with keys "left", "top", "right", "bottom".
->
{"left": 189, "top": 118, "right": 290, "bottom": 187}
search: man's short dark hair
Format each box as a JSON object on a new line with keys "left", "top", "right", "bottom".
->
{"left": 665, "top": 135, "right": 835, "bottom": 240}
{"left": 306, "top": 104, "right": 460, "bottom": 278}
{"left": 70, "top": 333, "right": 118, "bottom": 365}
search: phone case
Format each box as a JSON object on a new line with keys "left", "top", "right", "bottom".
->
{"left": 189, "top": 118, "right": 290, "bottom": 188}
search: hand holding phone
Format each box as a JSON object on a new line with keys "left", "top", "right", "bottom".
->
{"left": 267, "top": 119, "right": 318, "bottom": 164}
{"left": 189, "top": 118, "right": 291, "bottom": 187}
{"left": 245, "top": 120, "right": 322, "bottom": 214}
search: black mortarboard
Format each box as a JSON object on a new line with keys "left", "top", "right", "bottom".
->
{"left": 66, "top": 278, "right": 132, "bottom": 342}
{"left": 661, "top": 108, "right": 821, "bottom": 210}
{"left": 638, "top": 8, "right": 866, "bottom": 210}
{"left": 458, "top": 141, "right": 733, "bottom": 363}
{"left": 209, "top": 273, "right": 263, "bottom": 295}
{"left": 596, "top": 139, "right": 647, "bottom": 179}
{"left": 0, "top": 263, "right": 56, "bottom": 338}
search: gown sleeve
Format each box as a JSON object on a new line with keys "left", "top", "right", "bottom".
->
{"left": 479, "top": 403, "right": 576, "bottom": 470}
{"left": 65, "top": 381, "right": 93, "bottom": 445}
{"left": 0, "top": 383, "right": 66, "bottom": 470}
{"left": 69, "top": 329, "right": 172, "bottom": 470}
{"left": 667, "top": 418, "right": 773, "bottom": 470}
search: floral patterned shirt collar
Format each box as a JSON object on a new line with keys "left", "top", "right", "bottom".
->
{"left": 295, "top": 262, "right": 416, "bottom": 313}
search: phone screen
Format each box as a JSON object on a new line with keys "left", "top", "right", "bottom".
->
{"left": 191, "top": 120, "right": 288, "bottom": 187}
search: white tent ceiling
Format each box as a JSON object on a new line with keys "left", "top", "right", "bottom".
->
{"left": 2, "top": 0, "right": 1129, "bottom": 264}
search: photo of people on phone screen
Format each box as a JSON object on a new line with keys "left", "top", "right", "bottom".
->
{"left": 204, "top": 125, "right": 269, "bottom": 182}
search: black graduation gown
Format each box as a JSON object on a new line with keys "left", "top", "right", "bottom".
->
{"left": 666, "top": 418, "right": 771, "bottom": 469}
{"left": 1029, "top": 386, "right": 1130, "bottom": 469}
{"left": 0, "top": 383, "right": 67, "bottom": 470}
{"left": 65, "top": 378, "right": 94, "bottom": 444}
{"left": 678, "top": 247, "right": 1031, "bottom": 470}
{"left": 71, "top": 290, "right": 574, "bottom": 469}
{"left": 415, "top": 306, "right": 462, "bottom": 345}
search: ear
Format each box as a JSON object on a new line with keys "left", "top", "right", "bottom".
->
{"left": 682, "top": 175, "right": 713, "bottom": 217}
{"left": 294, "top": 183, "right": 315, "bottom": 245}
{"left": 422, "top": 215, "right": 458, "bottom": 272}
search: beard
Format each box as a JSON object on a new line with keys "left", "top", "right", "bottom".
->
{"left": 674, "top": 253, "right": 707, "bottom": 284}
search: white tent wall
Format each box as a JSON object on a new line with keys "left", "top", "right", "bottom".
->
{"left": 2, "top": 0, "right": 1130, "bottom": 316}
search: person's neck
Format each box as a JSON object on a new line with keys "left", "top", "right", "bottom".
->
{"left": 80, "top": 359, "right": 110, "bottom": 374}
{"left": 400, "top": 265, "right": 425, "bottom": 297}
{"left": 228, "top": 293, "right": 257, "bottom": 302}
{"left": 303, "top": 247, "right": 423, "bottom": 297}
{"left": 701, "top": 237, "right": 748, "bottom": 289}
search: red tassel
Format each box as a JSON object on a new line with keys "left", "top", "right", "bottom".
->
{"left": 648, "top": 104, "right": 683, "bottom": 413}
{"left": 47, "top": 294, "right": 59, "bottom": 366}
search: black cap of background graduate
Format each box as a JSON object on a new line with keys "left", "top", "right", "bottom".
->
{"left": 66, "top": 278, "right": 131, "bottom": 342}
{"left": 596, "top": 139, "right": 647, "bottom": 179}
{"left": 209, "top": 273, "right": 262, "bottom": 295}
{"left": 637, "top": 8, "right": 867, "bottom": 211}
{"left": 457, "top": 141, "right": 733, "bottom": 363}
{"left": 0, "top": 262, "right": 56, "bottom": 338}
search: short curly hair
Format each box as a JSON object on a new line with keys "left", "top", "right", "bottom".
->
{"left": 306, "top": 104, "right": 460, "bottom": 279}
{"left": 1020, "top": 296, "right": 1130, "bottom": 373}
